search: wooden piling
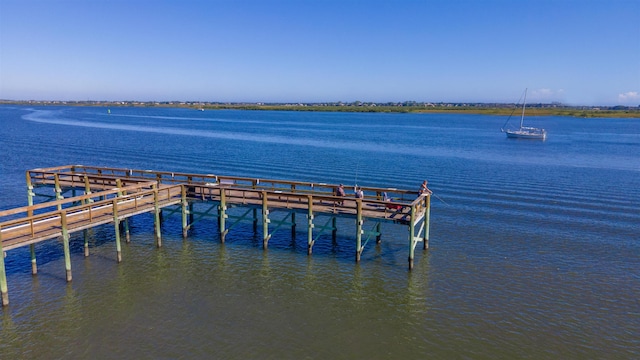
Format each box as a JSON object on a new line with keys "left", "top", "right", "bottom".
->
{"left": 219, "top": 190, "right": 227, "bottom": 243}
{"left": 115, "top": 179, "right": 131, "bottom": 244}
{"left": 84, "top": 229, "right": 90, "bottom": 257}
{"left": 291, "top": 212, "right": 296, "bottom": 239}
{"left": 307, "top": 195, "right": 314, "bottom": 255}
{"left": 153, "top": 188, "right": 162, "bottom": 247}
{"left": 82, "top": 184, "right": 91, "bottom": 256}
{"left": 181, "top": 186, "right": 188, "bottom": 238}
{"left": 113, "top": 199, "right": 122, "bottom": 263}
{"left": 30, "top": 245, "right": 37, "bottom": 275}
{"left": 252, "top": 208, "right": 258, "bottom": 233}
{"left": 408, "top": 205, "right": 416, "bottom": 270}
{"left": 124, "top": 219, "right": 130, "bottom": 243}
{"left": 356, "top": 199, "right": 363, "bottom": 262}
{"left": 61, "top": 211, "right": 72, "bottom": 281}
{"left": 424, "top": 195, "right": 431, "bottom": 249}
{"left": 262, "top": 191, "right": 270, "bottom": 249}
{"left": 0, "top": 227, "right": 9, "bottom": 306}
{"left": 332, "top": 217, "right": 337, "bottom": 241}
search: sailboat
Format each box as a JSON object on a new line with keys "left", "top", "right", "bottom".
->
{"left": 501, "top": 88, "right": 547, "bottom": 140}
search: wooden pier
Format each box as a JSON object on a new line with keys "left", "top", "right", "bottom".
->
{"left": 0, "top": 165, "right": 431, "bottom": 306}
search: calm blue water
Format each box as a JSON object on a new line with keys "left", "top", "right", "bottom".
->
{"left": 1, "top": 105, "right": 639, "bottom": 359}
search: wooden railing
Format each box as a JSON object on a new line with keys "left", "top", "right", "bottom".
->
{"left": 29, "top": 165, "right": 420, "bottom": 204}
{"left": 1, "top": 184, "right": 183, "bottom": 251}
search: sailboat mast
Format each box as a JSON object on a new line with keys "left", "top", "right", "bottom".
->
{"left": 520, "top": 88, "right": 527, "bottom": 129}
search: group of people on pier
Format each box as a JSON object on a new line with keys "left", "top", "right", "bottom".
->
{"left": 332, "top": 184, "right": 365, "bottom": 200}
{"left": 332, "top": 180, "right": 431, "bottom": 205}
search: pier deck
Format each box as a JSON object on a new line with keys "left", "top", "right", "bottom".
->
{"left": 1, "top": 165, "right": 431, "bottom": 306}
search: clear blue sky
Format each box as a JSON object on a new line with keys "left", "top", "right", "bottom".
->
{"left": 1, "top": 0, "right": 638, "bottom": 105}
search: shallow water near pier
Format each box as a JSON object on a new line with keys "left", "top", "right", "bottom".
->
{"left": 1, "top": 106, "right": 639, "bottom": 358}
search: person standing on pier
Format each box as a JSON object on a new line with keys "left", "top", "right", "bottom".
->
{"left": 335, "top": 184, "right": 346, "bottom": 205}
{"left": 419, "top": 180, "right": 432, "bottom": 195}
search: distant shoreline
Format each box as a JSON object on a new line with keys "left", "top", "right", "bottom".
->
{"left": 2, "top": 100, "right": 639, "bottom": 118}
{"left": 203, "top": 104, "right": 640, "bottom": 118}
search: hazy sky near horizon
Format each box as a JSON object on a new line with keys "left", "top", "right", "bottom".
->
{"left": 1, "top": 0, "right": 638, "bottom": 105}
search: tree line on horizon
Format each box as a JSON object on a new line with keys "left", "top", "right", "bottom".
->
{"left": 1, "top": 99, "right": 638, "bottom": 118}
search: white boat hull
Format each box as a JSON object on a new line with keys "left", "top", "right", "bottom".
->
{"left": 505, "top": 127, "right": 547, "bottom": 140}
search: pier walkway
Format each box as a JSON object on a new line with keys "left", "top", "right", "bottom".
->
{"left": 1, "top": 165, "right": 431, "bottom": 306}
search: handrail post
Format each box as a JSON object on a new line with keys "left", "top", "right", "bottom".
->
{"left": 26, "top": 170, "right": 34, "bottom": 205}
{"left": 116, "top": 179, "right": 123, "bottom": 196}
{"left": 84, "top": 175, "right": 93, "bottom": 202}
{"left": 54, "top": 173, "right": 63, "bottom": 208}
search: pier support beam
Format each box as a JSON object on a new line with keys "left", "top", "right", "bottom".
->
{"left": 61, "top": 211, "right": 72, "bottom": 281}
{"left": 115, "top": 180, "right": 125, "bottom": 257}
{"left": 84, "top": 229, "right": 90, "bottom": 257}
{"left": 219, "top": 190, "right": 227, "bottom": 243}
{"left": 30, "top": 245, "right": 37, "bottom": 275}
{"left": 262, "top": 191, "right": 270, "bottom": 249}
{"left": 124, "top": 219, "right": 130, "bottom": 243}
{"left": 153, "top": 188, "right": 162, "bottom": 247}
{"left": 113, "top": 200, "right": 122, "bottom": 263}
{"left": 408, "top": 205, "right": 416, "bottom": 270}
{"left": 307, "top": 196, "right": 314, "bottom": 255}
{"left": 355, "top": 199, "right": 363, "bottom": 262}
{"left": 83, "top": 184, "right": 92, "bottom": 256}
{"left": 181, "top": 186, "right": 188, "bottom": 238}
{"left": 424, "top": 195, "right": 431, "bottom": 250}
{"left": 291, "top": 212, "right": 296, "bottom": 239}
{"left": 252, "top": 208, "right": 258, "bottom": 233}
{"left": 0, "top": 228, "right": 9, "bottom": 306}
{"left": 332, "top": 217, "right": 337, "bottom": 242}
